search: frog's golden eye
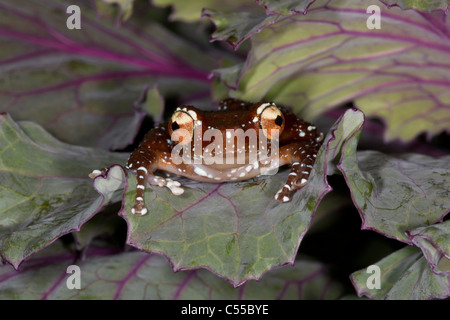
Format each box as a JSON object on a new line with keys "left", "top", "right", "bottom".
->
{"left": 260, "top": 105, "right": 285, "bottom": 140}
{"left": 169, "top": 111, "right": 194, "bottom": 145}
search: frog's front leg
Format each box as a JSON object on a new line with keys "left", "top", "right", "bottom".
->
{"left": 274, "top": 143, "right": 320, "bottom": 202}
{"left": 126, "top": 151, "right": 184, "bottom": 216}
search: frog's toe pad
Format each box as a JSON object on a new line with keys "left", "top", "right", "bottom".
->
{"left": 89, "top": 169, "right": 105, "bottom": 179}
{"left": 166, "top": 179, "right": 184, "bottom": 195}
{"left": 275, "top": 187, "right": 291, "bottom": 203}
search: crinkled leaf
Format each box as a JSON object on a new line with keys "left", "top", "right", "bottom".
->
{"left": 0, "top": 115, "right": 127, "bottom": 269}
{"left": 338, "top": 147, "right": 450, "bottom": 244}
{"left": 0, "top": 241, "right": 343, "bottom": 299}
{"left": 203, "top": 7, "right": 281, "bottom": 50}
{"left": 152, "top": 0, "right": 259, "bottom": 23}
{"left": 135, "top": 85, "right": 165, "bottom": 124}
{"left": 101, "top": 0, "right": 135, "bottom": 22}
{"left": 210, "top": 0, "right": 450, "bottom": 141}
{"left": 153, "top": 0, "right": 215, "bottom": 22}
{"left": 0, "top": 0, "right": 212, "bottom": 150}
{"left": 407, "top": 220, "right": 450, "bottom": 275}
{"left": 152, "top": 0, "right": 208, "bottom": 22}
{"left": 381, "top": 0, "right": 450, "bottom": 12}
{"left": 204, "top": 0, "right": 315, "bottom": 49}
{"left": 255, "top": 0, "right": 315, "bottom": 15}
{"left": 350, "top": 245, "right": 450, "bottom": 300}
{"left": 91, "top": 109, "right": 364, "bottom": 286}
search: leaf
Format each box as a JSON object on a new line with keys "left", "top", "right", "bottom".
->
{"left": 338, "top": 148, "right": 450, "bottom": 244}
{"left": 72, "top": 165, "right": 129, "bottom": 250}
{"left": 153, "top": 0, "right": 215, "bottom": 22}
{"left": 101, "top": 0, "right": 135, "bottom": 22}
{"left": 255, "top": 0, "right": 315, "bottom": 15}
{"left": 91, "top": 109, "right": 365, "bottom": 286}
{"left": 0, "top": 241, "right": 343, "bottom": 299}
{"left": 210, "top": 0, "right": 450, "bottom": 142}
{"left": 203, "top": 0, "right": 315, "bottom": 49}
{"left": 0, "top": 0, "right": 213, "bottom": 149}
{"left": 0, "top": 114, "right": 127, "bottom": 269}
{"left": 380, "top": 0, "right": 450, "bottom": 12}
{"left": 135, "top": 85, "right": 165, "bottom": 124}
{"left": 407, "top": 220, "right": 450, "bottom": 275}
{"left": 203, "top": 8, "right": 281, "bottom": 50}
{"left": 350, "top": 218, "right": 450, "bottom": 300}
{"left": 152, "top": 0, "right": 260, "bottom": 23}
{"left": 152, "top": 0, "right": 315, "bottom": 49}
{"left": 350, "top": 244, "right": 450, "bottom": 300}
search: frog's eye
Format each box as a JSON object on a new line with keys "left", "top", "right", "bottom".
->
{"left": 260, "top": 105, "right": 285, "bottom": 140}
{"left": 169, "top": 111, "right": 194, "bottom": 145}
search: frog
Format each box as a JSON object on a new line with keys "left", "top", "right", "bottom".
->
{"left": 90, "top": 99, "right": 323, "bottom": 215}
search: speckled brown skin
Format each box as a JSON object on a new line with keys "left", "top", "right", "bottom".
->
{"left": 91, "top": 99, "right": 323, "bottom": 215}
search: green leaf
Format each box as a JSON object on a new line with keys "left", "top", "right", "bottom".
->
{"left": 203, "top": 8, "right": 281, "bottom": 50}
{"left": 153, "top": 0, "right": 213, "bottom": 22}
{"left": 91, "top": 109, "right": 365, "bottom": 286}
{"left": 0, "top": 241, "right": 343, "bottom": 299}
{"left": 101, "top": 0, "right": 135, "bottom": 22}
{"left": 0, "top": 0, "right": 212, "bottom": 149}
{"left": 338, "top": 148, "right": 450, "bottom": 244}
{"left": 256, "top": 0, "right": 315, "bottom": 15}
{"left": 152, "top": 0, "right": 260, "bottom": 23}
{"left": 351, "top": 219, "right": 450, "bottom": 300}
{"left": 0, "top": 114, "right": 127, "bottom": 269}
{"left": 135, "top": 85, "right": 165, "bottom": 124}
{"left": 210, "top": 0, "right": 450, "bottom": 142}
{"left": 381, "top": 0, "right": 450, "bottom": 12}
{"left": 204, "top": 0, "right": 315, "bottom": 48}
{"left": 350, "top": 244, "right": 450, "bottom": 300}
{"left": 407, "top": 220, "right": 450, "bottom": 275}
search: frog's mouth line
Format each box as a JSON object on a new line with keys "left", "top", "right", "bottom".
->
{"left": 160, "top": 155, "right": 284, "bottom": 183}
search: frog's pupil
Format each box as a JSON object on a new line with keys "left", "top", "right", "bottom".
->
{"left": 275, "top": 115, "right": 283, "bottom": 126}
{"left": 172, "top": 122, "right": 180, "bottom": 131}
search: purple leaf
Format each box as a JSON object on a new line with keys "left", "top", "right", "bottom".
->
{"left": 338, "top": 149, "right": 450, "bottom": 244}
{"left": 151, "top": 0, "right": 264, "bottom": 23}
{"left": 351, "top": 244, "right": 450, "bottom": 299}
{"left": 407, "top": 220, "right": 450, "bottom": 275}
{"left": 209, "top": 0, "right": 450, "bottom": 142}
{"left": 256, "top": 0, "right": 316, "bottom": 15}
{"left": 0, "top": 241, "right": 343, "bottom": 299}
{"left": 0, "top": 0, "right": 213, "bottom": 149}
{"left": 0, "top": 114, "right": 127, "bottom": 269}
{"left": 203, "top": 7, "right": 281, "bottom": 50}
{"left": 380, "top": 0, "right": 450, "bottom": 12}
